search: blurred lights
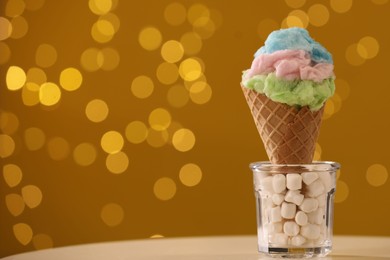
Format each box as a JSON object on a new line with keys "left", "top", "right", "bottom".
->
{"left": 153, "top": 177, "right": 177, "bottom": 200}
{"left": 6, "top": 66, "right": 26, "bottom": 91}
{"left": 13, "top": 223, "right": 33, "bottom": 246}
{"left": 105, "top": 151, "right": 129, "bottom": 174}
{"left": 138, "top": 27, "right": 162, "bottom": 51}
{"left": 3, "top": 164, "right": 23, "bottom": 188}
{"left": 85, "top": 99, "right": 109, "bottom": 122}
{"left": 101, "top": 131, "right": 124, "bottom": 154}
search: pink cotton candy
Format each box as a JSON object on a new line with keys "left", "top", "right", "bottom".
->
{"left": 245, "top": 50, "right": 334, "bottom": 82}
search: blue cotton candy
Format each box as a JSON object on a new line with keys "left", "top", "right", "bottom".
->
{"left": 255, "top": 28, "right": 333, "bottom": 64}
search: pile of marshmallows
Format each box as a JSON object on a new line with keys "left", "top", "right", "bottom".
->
{"left": 255, "top": 171, "right": 335, "bottom": 247}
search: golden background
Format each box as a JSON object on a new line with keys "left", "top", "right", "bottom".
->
{"left": 1, "top": 0, "right": 389, "bottom": 257}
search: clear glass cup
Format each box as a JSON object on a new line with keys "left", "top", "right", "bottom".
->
{"left": 250, "top": 161, "right": 340, "bottom": 258}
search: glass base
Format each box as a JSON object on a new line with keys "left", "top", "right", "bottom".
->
{"left": 258, "top": 246, "right": 331, "bottom": 258}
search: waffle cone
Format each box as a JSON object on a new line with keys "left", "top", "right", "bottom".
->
{"left": 242, "top": 87, "right": 324, "bottom": 164}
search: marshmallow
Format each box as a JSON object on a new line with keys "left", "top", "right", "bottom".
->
{"left": 302, "top": 172, "right": 319, "bottom": 185}
{"left": 260, "top": 176, "right": 274, "bottom": 193}
{"left": 286, "top": 174, "right": 302, "bottom": 190}
{"left": 319, "top": 172, "right": 333, "bottom": 192}
{"left": 300, "top": 198, "right": 319, "bottom": 213}
{"left": 272, "top": 193, "right": 284, "bottom": 206}
{"left": 291, "top": 235, "right": 306, "bottom": 246}
{"left": 308, "top": 208, "right": 324, "bottom": 225}
{"left": 307, "top": 179, "right": 325, "bottom": 197}
{"left": 269, "top": 233, "right": 289, "bottom": 245}
{"left": 270, "top": 206, "right": 282, "bottom": 223}
{"left": 285, "top": 190, "right": 304, "bottom": 206}
{"left": 267, "top": 222, "right": 283, "bottom": 234}
{"left": 295, "top": 211, "right": 308, "bottom": 226}
{"left": 272, "top": 174, "right": 286, "bottom": 193}
{"left": 283, "top": 221, "right": 300, "bottom": 236}
{"left": 254, "top": 172, "right": 270, "bottom": 191}
{"left": 300, "top": 224, "right": 321, "bottom": 240}
{"left": 317, "top": 193, "right": 327, "bottom": 207}
{"left": 315, "top": 233, "right": 325, "bottom": 245}
{"left": 281, "top": 202, "right": 296, "bottom": 219}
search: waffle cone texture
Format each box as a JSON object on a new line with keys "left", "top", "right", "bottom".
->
{"left": 242, "top": 87, "right": 324, "bottom": 164}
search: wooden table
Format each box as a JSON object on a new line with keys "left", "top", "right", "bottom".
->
{"left": 2, "top": 235, "right": 390, "bottom": 259}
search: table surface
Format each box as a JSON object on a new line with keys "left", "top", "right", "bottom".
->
{"left": 2, "top": 235, "right": 390, "bottom": 260}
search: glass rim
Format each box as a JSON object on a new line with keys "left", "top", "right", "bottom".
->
{"left": 250, "top": 161, "right": 340, "bottom": 172}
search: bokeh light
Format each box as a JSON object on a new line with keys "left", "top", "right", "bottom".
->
{"left": 101, "top": 131, "right": 124, "bottom": 154}
{"left": 101, "top": 203, "right": 124, "bottom": 227}
{"left": 0, "top": 134, "right": 15, "bottom": 158}
{"left": 146, "top": 128, "right": 169, "bottom": 148}
{"left": 105, "top": 151, "right": 129, "bottom": 174}
{"left": 89, "top": 0, "right": 112, "bottom": 15}
{"left": 161, "top": 40, "right": 184, "bottom": 63}
{"left": 357, "top": 36, "right": 379, "bottom": 59}
{"left": 0, "top": 42, "right": 11, "bottom": 64}
{"left": 5, "top": 193, "right": 25, "bottom": 216}
{"left": 179, "top": 163, "right": 202, "bottom": 187}
{"left": 286, "top": 10, "right": 309, "bottom": 28}
{"left": 35, "top": 44, "right": 57, "bottom": 68}
{"left": 22, "top": 83, "right": 40, "bottom": 106}
{"left": 330, "top": 0, "right": 353, "bottom": 13}
{"left": 180, "top": 32, "right": 202, "bottom": 55}
{"left": 21, "top": 185, "right": 43, "bottom": 208}
{"left": 24, "top": 127, "right": 46, "bottom": 151}
{"left": 125, "top": 121, "right": 148, "bottom": 144}
{"left": 32, "top": 234, "right": 53, "bottom": 250}
{"left": 138, "top": 27, "right": 162, "bottom": 51}
{"left": 80, "top": 48, "right": 104, "bottom": 72}
{"left": 91, "top": 19, "right": 115, "bottom": 43}
{"left": 0, "top": 17, "right": 13, "bottom": 41}
{"left": 335, "top": 180, "right": 349, "bottom": 203}
{"left": 13, "top": 223, "right": 33, "bottom": 246}
{"left": 366, "top": 164, "right": 388, "bottom": 187}
{"left": 3, "top": 164, "right": 23, "bottom": 188}
{"left": 6, "top": 0, "right": 26, "bottom": 17}
{"left": 156, "top": 62, "right": 179, "bottom": 85}
{"left": 47, "top": 137, "right": 70, "bottom": 160}
{"left": 59, "top": 67, "right": 83, "bottom": 91}
{"left": 307, "top": 4, "right": 329, "bottom": 27}
{"left": 73, "top": 143, "right": 97, "bottom": 166}
{"left": 179, "top": 58, "right": 202, "bottom": 81}
{"left": 131, "top": 75, "right": 154, "bottom": 99}
{"left": 192, "top": 17, "right": 216, "bottom": 39}
{"left": 164, "top": 2, "right": 186, "bottom": 26}
{"left": 172, "top": 128, "right": 195, "bottom": 152}
{"left": 148, "top": 108, "right": 172, "bottom": 131}
{"left": 6, "top": 66, "right": 26, "bottom": 91}
{"left": 189, "top": 81, "right": 212, "bottom": 104}
{"left": 10, "top": 16, "right": 28, "bottom": 39}
{"left": 153, "top": 177, "right": 177, "bottom": 201}
{"left": 26, "top": 67, "right": 47, "bottom": 85}
{"left": 85, "top": 99, "right": 109, "bottom": 123}
{"left": 0, "top": 111, "right": 19, "bottom": 135}
{"left": 335, "top": 78, "right": 350, "bottom": 100}
{"left": 187, "top": 4, "right": 210, "bottom": 25}
{"left": 100, "top": 48, "right": 120, "bottom": 71}
{"left": 100, "top": 13, "right": 120, "bottom": 32}
{"left": 39, "top": 82, "right": 61, "bottom": 106}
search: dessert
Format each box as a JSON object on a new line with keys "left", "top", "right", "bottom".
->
{"left": 243, "top": 28, "right": 339, "bottom": 256}
{"left": 241, "top": 27, "right": 335, "bottom": 164}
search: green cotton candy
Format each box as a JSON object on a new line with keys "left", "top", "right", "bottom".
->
{"left": 242, "top": 72, "right": 335, "bottom": 111}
